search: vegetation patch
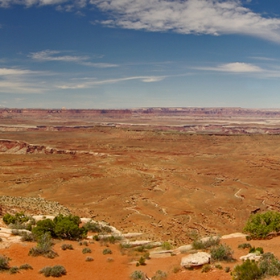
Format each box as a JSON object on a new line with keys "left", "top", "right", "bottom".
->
{"left": 210, "top": 244, "right": 234, "bottom": 262}
{"left": 161, "top": 241, "right": 172, "bottom": 250}
{"left": 238, "top": 243, "right": 252, "bottom": 250}
{"left": 61, "top": 244, "right": 73, "bottom": 251}
{"left": 0, "top": 255, "right": 10, "bottom": 271}
{"left": 9, "top": 266, "right": 19, "bottom": 274}
{"left": 39, "top": 265, "right": 66, "bottom": 277}
{"left": 103, "top": 248, "right": 112, "bottom": 255}
{"left": 32, "top": 214, "right": 87, "bottom": 240}
{"left": 19, "top": 263, "right": 33, "bottom": 270}
{"left": 232, "top": 252, "right": 280, "bottom": 280}
{"left": 192, "top": 236, "right": 220, "bottom": 250}
{"left": 151, "top": 270, "right": 167, "bottom": 280}
{"left": 243, "top": 211, "right": 280, "bottom": 239}
{"left": 130, "top": 270, "right": 145, "bottom": 280}
{"left": 29, "top": 233, "right": 58, "bottom": 259}
{"left": 201, "top": 264, "right": 212, "bottom": 273}
{"left": 82, "top": 247, "right": 92, "bottom": 254}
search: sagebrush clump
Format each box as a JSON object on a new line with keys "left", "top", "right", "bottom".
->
{"left": 210, "top": 244, "right": 234, "bottom": 261}
{"left": 39, "top": 265, "right": 66, "bottom": 277}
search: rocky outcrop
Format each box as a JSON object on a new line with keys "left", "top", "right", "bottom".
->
{"left": 0, "top": 139, "right": 105, "bottom": 156}
{"left": 0, "top": 196, "right": 71, "bottom": 216}
{"left": 240, "top": 253, "right": 262, "bottom": 261}
{"left": 181, "top": 252, "right": 211, "bottom": 268}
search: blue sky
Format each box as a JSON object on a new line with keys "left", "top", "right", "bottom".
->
{"left": 1, "top": 0, "right": 280, "bottom": 109}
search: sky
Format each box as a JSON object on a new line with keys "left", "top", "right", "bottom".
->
{"left": 1, "top": 0, "right": 280, "bottom": 109}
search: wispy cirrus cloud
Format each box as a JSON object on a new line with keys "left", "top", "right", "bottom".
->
{"left": 0, "top": 0, "right": 68, "bottom": 7}
{"left": 0, "top": 67, "right": 49, "bottom": 93}
{"left": 30, "top": 50, "right": 118, "bottom": 68}
{"left": 196, "top": 62, "right": 263, "bottom": 73}
{"left": 57, "top": 75, "right": 166, "bottom": 89}
{"left": 30, "top": 50, "right": 89, "bottom": 62}
{"left": 195, "top": 62, "right": 280, "bottom": 79}
{"left": 0, "top": 68, "right": 37, "bottom": 75}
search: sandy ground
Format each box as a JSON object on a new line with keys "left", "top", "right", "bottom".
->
{"left": 1, "top": 234, "right": 280, "bottom": 279}
{"left": 1, "top": 118, "right": 280, "bottom": 279}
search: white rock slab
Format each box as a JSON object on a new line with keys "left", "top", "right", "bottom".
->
{"left": 181, "top": 252, "right": 211, "bottom": 268}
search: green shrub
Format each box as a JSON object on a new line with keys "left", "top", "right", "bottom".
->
{"left": 85, "top": 256, "right": 94, "bottom": 262}
{"left": 138, "top": 256, "right": 146, "bottom": 266}
{"left": 32, "top": 214, "right": 88, "bottom": 240}
{"left": 173, "top": 266, "right": 181, "bottom": 273}
{"left": 3, "top": 213, "right": 16, "bottom": 225}
{"left": 32, "top": 218, "right": 55, "bottom": 238}
{"left": 53, "top": 214, "right": 87, "bottom": 240}
{"left": 39, "top": 265, "right": 66, "bottom": 277}
{"left": 136, "top": 246, "right": 146, "bottom": 252}
{"left": 61, "top": 244, "right": 73, "bottom": 251}
{"left": 20, "top": 231, "right": 35, "bottom": 242}
{"left": 243, "top": 211, "right": 280, "bottom": 239}
{"left": 151, "top": 270, "right": 167, "bottom": 280}
{"left": 232, "top": 259, "right": 262, "bottom": 280}
{"left": 102, "top": 235, "right": 122, "bottom": 244}
{"left": 40, "top": 266, "right": 52, "bottom": 277}
{"left": 130, "top": 270, "right": 145, "bottom": 280}
{"left": 215, "top": 264, "right": 223, "bottom": 269}
{"left": 249, "top": 247, "right": 264, "bottom": 255}
{"left": 9, "top": 266, "right": 19, "bottom": 274}
{"left": 3, "top": 212, "right": 30, "bottom": 225}
{"left": 201, "top": 264, "right": 211, "bottom": 273}
{"left": 259, "top": 252, "right": 280, "bottom": 276}
{"left": 143, "top": 252, "right": 150, "bottom": 260}
{"left": 210, "top": 244, "right": 234, "bottom": 261}
{"left": 103, "top": 248, "right": 112, "bottom": 255}
{"left": 224, "top": 266, "right": 230, "bottom": 273}
{"left": 82, "top": 248, "right": 92, "bottom": 254}
{"left": 161, "top": 241, "right": 172, "bottom": 250}
{"left": 0, "top": 255, "right": 10, "bottom": 270}
{"left": 83, "top": 221, "right": 102, "bottom": 232}
{"left": 29, "top": 233, "right": 58, "bottom": 258}
{"left": 50, "top": 265, "right": 67, "bottom": 277}
{"left": 19, "top": 263, "right": 33, "bottom": 270}
{"left": 192, "top": 236, "right": 220, "bottom": 250}
{"left": 101, "top": 226, "right": 112, "bottom": 233}
{"left": 238, "top": 243, "right": 252, "bottom": 250}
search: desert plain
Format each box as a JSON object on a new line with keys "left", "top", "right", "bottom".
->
{"left": 1, "top": 107, "right": 280, "bottom": 279}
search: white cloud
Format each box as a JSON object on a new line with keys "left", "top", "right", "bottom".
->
{"left": 0, "top": 67, "right": 52, "bottom": 93}
{"left": 197, "top": 62, "right": 263, "bottom": 73}
{"left": 0, "top": 68, "right": 35, "bottom": 75}
{"left": 30, "top": 50, "right": 89, "bottom": 62}
{"left": 30, "top": 50, "right": 118, "bottom": 67}
{"left": 80, "top": 62, "right": 118, "bottom": 68}
{"left": 2, "top": 0, "right": 280, "bottom": 43}
{"left": 57, "top": 75, "right": 165, "bottom": 89}
{"left": 90, "top": 0, "right": 280, "bottom": 43}
{"left": 195, "top": 61, "right": 280, "bottom": 79}
{"left": 0, "top": 0, "right": 66, "bottom": 7}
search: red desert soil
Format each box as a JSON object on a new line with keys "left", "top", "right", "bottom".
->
{"left": 1, "top": 127, "right": 280, "bottom": 244}
{"left": 1, "top": 109, "right": 280, "bottom": 279}
{"left": 1, "top": 236, "right": 280, "bottom": 279}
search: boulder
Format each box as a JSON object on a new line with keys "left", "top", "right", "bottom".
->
{"left": 240, "top": 253, "right": 261, "bottom": 261}
{"left": 181, "top": 252, "right": 211, "bottom": 268}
